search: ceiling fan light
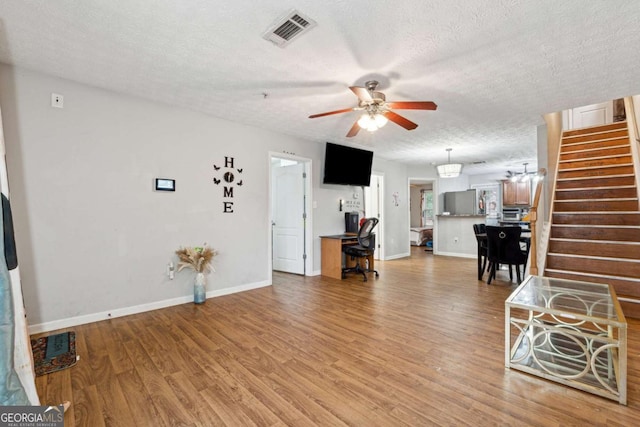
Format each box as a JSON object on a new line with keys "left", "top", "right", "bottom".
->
{"left": 357, "top": 114, "right": 373, "bottom": 129}
{"left": 374, "top": 113, "right": 388, "bottom": 128}
{"left": 506, "top": 162, "right": 538, "bottom": 183}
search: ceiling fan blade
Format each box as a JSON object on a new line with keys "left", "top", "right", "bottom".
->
{"left": 349, "top": 86, "right": 373, "bottom": 103}
{"left": 386, "top": 101, "right": 437, "bottom": 110}
{"left": 384, "top": 111, "right": 418, "bottom": 130}
{"left": 346, "top": 120, "right": 361, "bottom": 138}
{"left": 308, "top": 107, "right": 355, "bottom": 119}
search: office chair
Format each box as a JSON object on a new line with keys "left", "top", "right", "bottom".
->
{"left": 342, "top": 217, "right": 379, "bottom": 282}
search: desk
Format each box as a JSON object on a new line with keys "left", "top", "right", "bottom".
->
{"left": 320, "top": 234, "right": 374, "bottom": 280}
{"left": 505, "top": 275, "right": 627, "bottom": 404}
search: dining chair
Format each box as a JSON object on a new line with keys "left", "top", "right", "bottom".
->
{"left": 473, "top": 223, "right": 488, "bottom": 280}
{"left": 485, "top": 225, "right": 528, "bottom": 285}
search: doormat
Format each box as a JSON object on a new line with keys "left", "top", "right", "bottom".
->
{"left": 30, "top": 331, "right": 78, "bottom": 376}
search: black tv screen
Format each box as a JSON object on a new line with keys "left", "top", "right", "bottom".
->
{"left": 323, "top": 142, "right": 373, "bottom": 187}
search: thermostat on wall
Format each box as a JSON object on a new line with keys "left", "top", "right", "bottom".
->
{"left": 154, "top": 178, "right": 175, "bottom": 192}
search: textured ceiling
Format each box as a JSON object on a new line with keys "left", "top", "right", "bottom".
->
{"left": 1, "top": 0, "right": 640, "bottom": 175}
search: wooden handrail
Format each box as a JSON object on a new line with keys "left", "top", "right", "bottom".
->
{"left": 528, "top": 168, "right": 547, "bottom": 275}
{"left": 623, "top": 97, "right": 640, "bottom": 198}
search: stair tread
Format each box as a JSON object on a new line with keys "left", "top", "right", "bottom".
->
{"left": 552, "top": 224, "right": 640, "bottom": 228}
{"left": 560, "top": 161, "right": 633, "bottom": 168}
{"left": 550, "top": 237, "right": 640, "bottom": 244}
{"left": 560, "top": 151, "right": 631, "bottom": 163}
{"left": 545, "top": 269, "right": 640, "bottom": 283}
{"left": 552, "top": 211, "right": 640, "bottom": 214}
{"left": 554, "top": 197, "right": 638, "bottom": 203}
{"left": 563, "top": 135, "right": 628, "bottom": 144}
{"left": 556, "top": 185, "right": 636, "bottom": 191}
{"left": 561, "top": 144, "right": 629, "bottom": 154}
{"left": 557, "top": 173, "right": 635, "bottom": 181}
{"left": 562, "top": 136, "right": 629, "bottom": 147}
{"left": 548, "top": 252, "right": 640, "bottom": 262}
{"left": 562, "top": 121, "right": 627, "bottom": 136}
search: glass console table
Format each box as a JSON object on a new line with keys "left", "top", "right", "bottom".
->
{"left": 505, "top": 275, "right": 627, "bottom": 404}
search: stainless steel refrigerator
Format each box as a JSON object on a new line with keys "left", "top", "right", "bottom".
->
{"left": 444, "top": 190, "right": 477, "bottom": 215}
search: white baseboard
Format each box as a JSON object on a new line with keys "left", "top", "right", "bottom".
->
{"left": 308, "top": 269, "right": 321, "bottom": 276}
{"left": 435, "top": 251, "right": 476, "bottom": 259}
{"left": 28, "top": 280, "right": 272, "bottom": 335}
{"left": 385, "top": 252, "right": 410, "bottom": 260}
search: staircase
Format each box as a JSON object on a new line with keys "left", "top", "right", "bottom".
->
{"left": 544, "top": 121, "right": 640, "bottom": 318}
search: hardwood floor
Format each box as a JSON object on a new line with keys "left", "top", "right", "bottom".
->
{"left": 35, "top": 247, "right": 640, "bottom": 426}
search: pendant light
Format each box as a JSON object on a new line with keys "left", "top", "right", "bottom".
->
{"left": 436, "top": 148, "right": 463, "bottom": 178}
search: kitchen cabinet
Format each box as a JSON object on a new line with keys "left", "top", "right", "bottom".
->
{"left": 502, "top": 180, "right": 531, "bottom": 206}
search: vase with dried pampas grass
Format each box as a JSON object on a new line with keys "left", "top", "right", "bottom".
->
{"left": 175, "top": 244, "right": 217, "bottom": 304}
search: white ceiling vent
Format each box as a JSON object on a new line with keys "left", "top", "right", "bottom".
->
{"left": 262, "top": 10, "right": 317, "bottom": 48}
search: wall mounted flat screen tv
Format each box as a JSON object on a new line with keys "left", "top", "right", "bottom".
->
{"left": 323, "top": 142, "right": 374, "bottom": 187}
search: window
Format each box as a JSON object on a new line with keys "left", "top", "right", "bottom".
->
{"left": 421, "top": 190, "right": 434, "bottom": 226}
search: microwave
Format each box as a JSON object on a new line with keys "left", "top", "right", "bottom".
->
{"left": 502, "top": 208, "right": 522, "bottom": 221}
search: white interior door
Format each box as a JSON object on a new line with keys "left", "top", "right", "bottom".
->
{"left": 272, "top": 162, "right": 305, "bottom": 274}
{"left": 572, "top": 101, "right": 613, "bottom": 128}
{"left": 364, "top": 173, "right": 384, "bottom": 260}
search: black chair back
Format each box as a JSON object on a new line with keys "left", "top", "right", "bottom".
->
{"left": 485, "top": 226, "right": 527, "bottom": 265}
{"left": 473, "top": 223, "right": 489, "bottom": 280}
{"left": 357, "top": 217, "right": 379, "bottom": 250}
{"left": 473, "top": 223, "right": 486, "bottom": 244}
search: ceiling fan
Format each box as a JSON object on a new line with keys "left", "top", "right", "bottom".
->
{"left": 308, "top": 80, "right": 437, "bottom": 137}
{"left": 506, "top": 163, "right": 538, "bottom": 182}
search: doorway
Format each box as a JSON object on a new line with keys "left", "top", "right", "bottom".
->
{"left": 572, "top": 101, "right": 613, "bottom": 128}
{"left": 364, "top": 172, "right": 384, "bottom": 260}
{"left": 269, "top": 154, "right": 312, "bottom": 276}
{"left": 408, "top": 178, "right": 437, "bottom": 254}
{"left": 563, "top": 99, "right": 626, "bottom": 130}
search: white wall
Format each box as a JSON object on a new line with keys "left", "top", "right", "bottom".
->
{"left": 468, "top": 173, "right": 504, "bottom": 188}
{"left": 373, "top": 158, "right": 409, "bottom": 259}
{"left": 0, "top": 65, "right": 409, "bottom": 329}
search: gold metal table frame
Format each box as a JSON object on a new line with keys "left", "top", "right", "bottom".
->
{"left": 505, "top": 275, "right": 627, "bottom": 405}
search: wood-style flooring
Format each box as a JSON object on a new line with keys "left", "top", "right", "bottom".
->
{"left": 34, "top": 247, "right": 640, "bottom": 426}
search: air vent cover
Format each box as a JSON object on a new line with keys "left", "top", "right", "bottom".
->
{"left": 262, "top": 10, "right": 317, "bottom": 48}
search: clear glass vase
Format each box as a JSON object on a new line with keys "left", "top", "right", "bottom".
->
{"left": 194, "top": 272, "right": 206, "bottom": 304}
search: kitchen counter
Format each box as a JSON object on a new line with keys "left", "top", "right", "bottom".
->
{"left": 436, "top": 215, "right": 482, "bottom": 258}
{"left": 437, "top": 214, "right": 485, "bottom": 218}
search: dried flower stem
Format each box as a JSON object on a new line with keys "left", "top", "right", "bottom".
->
{"left": 175, "top": 244, "right": 217, "bottom": 273}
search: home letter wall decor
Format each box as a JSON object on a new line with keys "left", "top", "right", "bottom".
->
{"left": 212, "top": 156, "right": 244, "bottom": 213}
